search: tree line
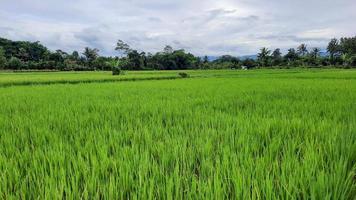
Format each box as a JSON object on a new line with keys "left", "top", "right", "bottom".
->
{"left": 254, "top": 37, "right": 356, "bottom": 68}
{"left": 0, "top": 36, "right": 355, "bottom": 71}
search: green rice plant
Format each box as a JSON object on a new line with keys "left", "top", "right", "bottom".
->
{"left": 0, "top": 69, "right": 355, "bottom": 199}
{"left": 178, "top": 72, "right": 189, "bottom": 78}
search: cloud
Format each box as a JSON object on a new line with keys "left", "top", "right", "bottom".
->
{"left": 254, "top": 35, "right": 329, "bottom": 43}
{"left": 0, "top": 0, "right": 355, "bottom": 56}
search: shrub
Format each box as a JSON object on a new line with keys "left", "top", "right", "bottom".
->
{"left": 92, "top": 57, "right": 112, "bottom": 71}
{"left": 0, "top": 47, "right": 6, "bottom": 69}
{"left": 178, "top": 72, "right": 189, "bottom": 78}
{"left": 112, "top": 66, "right": 121, "bottom": 75}
{"left": 25, "top": 61, "right": 39, "bottom": 70}
{"left": 40, "top": 61, "right": 56, "bottom": 70}
{"left": 64, "top": 59, "right": 79, "bottom": 71}
{"left": 7, "top": 57, "right": 23, "bottom": 70}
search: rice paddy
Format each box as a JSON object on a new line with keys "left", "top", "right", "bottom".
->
{"left": 0, "top": 69, "right": 355, "bottom": 199}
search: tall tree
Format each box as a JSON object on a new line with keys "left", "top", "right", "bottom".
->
{"left": 17, "top": 47, "right": 30, "bottom": 61}
{"left": 55, "top": 50, "right": 68, "bottom": 59}
{"left": 339, "top": 36, "right": 356, "bottom": 55}
{"left": 28, "top": 41, "right": 49, "bottom": 61}
{"left": 49, "top": 50, "right": 65, "bottom": 63}
{"left": 7, "top": 57, "right": 23, "bottom": 70}
{"left": 0, "top": 47, "right": 6, "bottom": 69}
{"left": 327, "top": 38, "right": 340, "bottom": 59}
{"left": 126, "top": 50, "right": 144, "bottom": 70}
{"left": 83, "top": 47, "right": 99, "bottom": 68}
{"left": 310, "top": 48, "right": 320, "bottom": 59}
{"left": 271, "top": 48, "right": 282, "bottom": 66}
{"left": 71, "top": 51, "right": 80, "bottom": 60}
{"left": 284, "top": 48, "right": 298, "bottom": 63}
{"left": 257, "top": 47, "right": 271, "bottom": 67}
{"left": 297, "top": 44, "right": 308, "bottom": 56}
{"left": 115, "top": 40, "right": 131, "bottom": 57}
{"left": 163, "top": 45, "right": 174, "bottom": 54}
{"left": 203, "top": 55, "right": 209, "bottom": 63}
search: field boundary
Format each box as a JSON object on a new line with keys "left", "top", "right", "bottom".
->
{"left": 1, "top": 70, "right": 356, "bottom": 88}
{"left": 0, "top": 75, "right": 188, "bottom": 88}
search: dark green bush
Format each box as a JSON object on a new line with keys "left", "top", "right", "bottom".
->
{"left": 0, "top": 47, "right": 6, "bottom": 69}
{"left": 112, "top": 66, "right": 121, "bottom": 75}
{"left": 178, "top": 72, "right": 189, "bottom": 78}
{"left": 7, "top": 57, "right": 23, "bottom": 70}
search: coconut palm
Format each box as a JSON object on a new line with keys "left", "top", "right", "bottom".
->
{"left": 257, "top": 47, "right": 271, "bottom": 67}
{"left": 297, "top": 44, "right": 308, "bottom": 56}
{"left": 310, "top": 47, "right": 320, "bottom": 59}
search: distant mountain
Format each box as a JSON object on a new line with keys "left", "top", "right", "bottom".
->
{"left": 208, "top": 56, "right": 219, "bottom": 61}
{"left": 201, "top": 55, "right": 258, "bottom": 61}
{"left": 239, "top": 55, "right": 258, "bottom": 60}
{"left": 202, "top": 50, "right": 329, "bottom": 62}
{"left": 319, "top": 50, "right": 329, "bottom": 57}
{"left": 201, "top": 55, "right": 255, "bottom": 61}
{"left": 200, "top": 56, "right": 219, "bottom": 61}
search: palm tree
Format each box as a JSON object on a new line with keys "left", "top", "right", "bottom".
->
{"left": 327, "top": 38, "right": 339, "bottom": 60}
{"left": 310, "top": 48, "right": 320, "bottom": 59}
{"left": 115, "top": 40, "right": 131, "bottom": 57}
{"left": 297, "top": 44, "right": 308, "bottom": 56}
{"left": 284, "top": 48, "right": 298, "bottom": 64}
{"left": 271, "top": 48, "right": 282, "bottom": 66}
{"left": 163, "top": 45, "right": 174, "bottom": 54}
{"left": 82, "top": 47, "right": 99, "bottom": 69}
{"left": 257, "top": 47, "right": 271, "bottom": 67}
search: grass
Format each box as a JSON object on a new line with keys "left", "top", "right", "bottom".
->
{"left": 1, "top": 69, "right": 355, "bottom": 87}
{"left": 0, "top": 69, "right": 355, "bottom": 199}
{"left": 0, "top": 71, "right": 179, "bottom": 87}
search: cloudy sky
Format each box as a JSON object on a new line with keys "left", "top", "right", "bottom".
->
{"left": 0, "top": 0, "right": 355, "bottom": 56}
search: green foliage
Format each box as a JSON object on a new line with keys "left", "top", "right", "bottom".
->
{"left": 342, "top": 53, "right": 356, "bottom": 67}
{"left": 284, "top": 48, "right": 299, "bottom": 65}
{"left": 242, "top": 58, "right": 256, "bottom": 69}
{"left": 0, "top": 37, "right": 49, "bottom": 61}
{"left": 64, "top": 58, "right": 80, "bottom": 71}
{"left": 0, "top": 47, "right": 6, "bottom": 69}
{"left": 271, "top": 48, "right": 283, "bottom": 66}
{"left": 178, "top": 72, "right": 189, "bottom": 78}
{"left": 163, "top": 45, "right": 174, "bottom": 54}
{"left": 82, "top": 47, "right": 99, "bottom": 69}
{"left": 327, "top": 38, "right": 340, "bottom": 59}
{"left": 7, "top": 57, "right": 23, "bottom": 70}
{"left": 297, "top": 43, "right": 308, "bottom": 56}
{"left": 112, "top": 66, "right": 122, "bottom": 75}
{"left": 1, "top": 36, "right": 356, "bottom": 71}
{"left": 257, "top": 47, "right": 271, "bottom": 67}
{"left": 340, "top": 36, "right": 356, "bottom": 55}
{"left": 91, "top": 57, "right": 112, "bottom": 71}
{"left": 117, "top": 58, "right": 131, "bottom": 70}
{"left": 207, "top": 55, "right": 241, "bottom": 69}
{"left": 327, "top": 36, "right": 356, "bottom": 66}
{"left": 126, "top": 50, "right": 145, "bottom": 70}
{"left": 115, "top": 39, "right": 131, "bottom": 56}
{"left": 0, "top": 70, "right": 355, "bottom": 198}
{"left": 146, "top": 49, "right": 200, "bottom": 70}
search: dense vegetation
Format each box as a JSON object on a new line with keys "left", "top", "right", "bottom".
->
{"left": 0, "top": 36, "right": 356, "bottom": 71}
{"left": 0, "top": 70, "right": 355, "bottom": 199}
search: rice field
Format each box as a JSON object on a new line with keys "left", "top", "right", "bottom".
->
{"left": 0, "top": 69, "right": 355, "bottom": 199}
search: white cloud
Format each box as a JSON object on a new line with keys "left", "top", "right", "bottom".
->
{"left": 0, "top": 0, "right": 355, "bottom": 56}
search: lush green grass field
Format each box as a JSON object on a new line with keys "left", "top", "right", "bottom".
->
{"left": 1, "top": 69, "right": 355, "bottom": 86}
{"left": 0, "top": 69, "right": 355, "bottom": 199}
{"left": 0, "top": 71, "right": 178, "bottom": 86}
